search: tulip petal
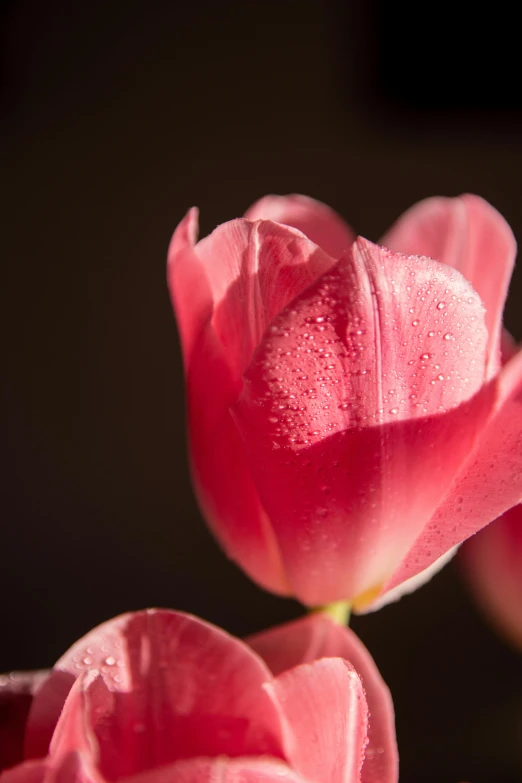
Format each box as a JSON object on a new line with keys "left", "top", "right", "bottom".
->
{"left": 463, "top": 505, "right": 522, "bottom": 651}
{"left": 264, "top": 658, "right": 368, "bottom": 783}
{"left": 245, "top": 194, "right": 355, "bottom": 260}
{"left": 28, "top": 611, "right": 285, "bottom": 777}
{"left": 168, "top": 210, "right": 292, "bottom": 596}
{"left": 248, "top": 614, "right": 397, "bottom": 783}
{"left": 124, "top": 757, "right": 309, "bottom": 783}
{"left": 233, "top": 239, "right": 492, "bottom": 603}
{"left": 167, "top": 208, "right": 214, "bottom": 363}
{"left": 0, "top": 672, "right": 48, "bottom": 772}
{"left": 194, "top": 218, "right": 335, "bottom": 378}
{"left": 385, "top": 347, "right": 522, "bottom": 594}
{"left": 382, "top": 195, "right": 516, "bottom": 375}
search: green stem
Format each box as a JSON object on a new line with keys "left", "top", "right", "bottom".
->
{"left": 313, "top": 600, "right": 352, "bottom": 626}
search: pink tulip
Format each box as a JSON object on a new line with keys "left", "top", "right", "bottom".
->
{"left": 168, "top": 193, "right": 521, "bottom": 610}
{"left": 0, "top": 609, "right": 397, "bottom": 783}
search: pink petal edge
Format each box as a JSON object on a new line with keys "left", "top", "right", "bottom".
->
{"left": 382, "top": 194, "right": 516, "bottom": 377}
{"left": 248, "top": 614, "right": 398, "bottom": 783}
{"left": 384, "top": 346, "right": 522, "bottom": 595}
{"left": 266, "top": 659, "right": 368, "bottom": 783}
{"left": 244, "top": 194, "right": 356, "bottom": 260}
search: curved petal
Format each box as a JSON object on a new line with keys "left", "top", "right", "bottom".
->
{"left": 167, "top": 208, "right": 213, "bottom": 365}
{"left": 245, "top": 194, "right": 355, "bottom": 260}
{"left": 462, "top": 505, "right": 522, "bottom": 651}
{"left": 168, "top": 211, "right": 291, "bottom": 596}
{"left": 384, "top": 347, "right": 522, "bottom": 595}
{"left": 265, "top": 659, "right": 368, "bottom": 783}
{"left": 27, "top": 611, "right": 285, "bottom": 774}
{"left": 382, "top": 195, "right": 516, "bottom": 376}
{"left": 248, "top": 615, "right": 398, "bottom": 783}
{"left": 233, "top": 239, "right": 492, "bottom": 604}
{"left": 124, "top": 757, "right": 309, "bottom": 783}
{"left": 0, "top": 672, "right": 48, "bottom": 772}
{"left": 195, "top": 218, "right": 335, "bottom": 378}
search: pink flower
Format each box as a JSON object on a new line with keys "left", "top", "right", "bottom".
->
{"left": 0, "top": 609, "right": 397, "bottom": 783}
{"left": 463, "top": 503, "right": 522, "bottom": 651}
{"left": 168, "top": 194, "right": 522, "bottom": 610}
{"left": 461, "top": 334, "right": 522, "bottom": 651}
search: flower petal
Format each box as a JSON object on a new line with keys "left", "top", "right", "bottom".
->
{"left": 233, "top": 239, "right": 492, "bottom": 604}
{"left": 382, "top": 195, "right": 516, "bottom": 376}
{"left": 245, "top": 194, "right": 355, "bottom": 259}
{"left": 168, "top": 211, "right": 292, "bottom": 596}
{"left": 0, "top": 671, "right": 48, "bottom": 772}
{"left": 27, "top": 611, "right": 285, "bottom": 774}
{"left": 194, "top": 218, "right": 335, "bottom": 378}
{"left": 384, "top": 346, "right": 522, "bottom": 594}
{"left": 248, "top": 614, "right": 397, "bottom": 783}
{"left": 462, "top": 504, "right": 522, "bottom": 651}
{"left": 264, "top": 658, "right": 368, "bottom": 783}
{"left": 167, "top": 208, "right": 213, "bottom": 364}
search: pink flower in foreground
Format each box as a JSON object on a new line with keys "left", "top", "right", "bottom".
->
{"left": 0, "top": 610, "right": 397, "bottom": 783}
{"left": 168, "top": 193, "right": 522, "bottom": 610}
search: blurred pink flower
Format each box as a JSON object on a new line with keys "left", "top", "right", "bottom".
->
{"left": 168, "top": 194, "right": 521, "bottom": 610}
{"left": 463, "top": 503, "right": 522, "bottom": 651}
{"left": 0, "top": 609, "right": 397, "bottom": 783}
{"left": 462, "top": 335, "right": 522, "bottom": 650}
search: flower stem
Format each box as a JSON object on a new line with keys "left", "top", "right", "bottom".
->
{"left": 313, "top": 600, "right": 352, "bottom": 626}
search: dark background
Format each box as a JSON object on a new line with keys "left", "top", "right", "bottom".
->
{"left": 2, "top": 2, "right": 522, "bottom": 781}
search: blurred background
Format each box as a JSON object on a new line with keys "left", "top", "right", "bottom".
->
{"left": 2, "top": 1, "right": 521, "bottom": 781}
